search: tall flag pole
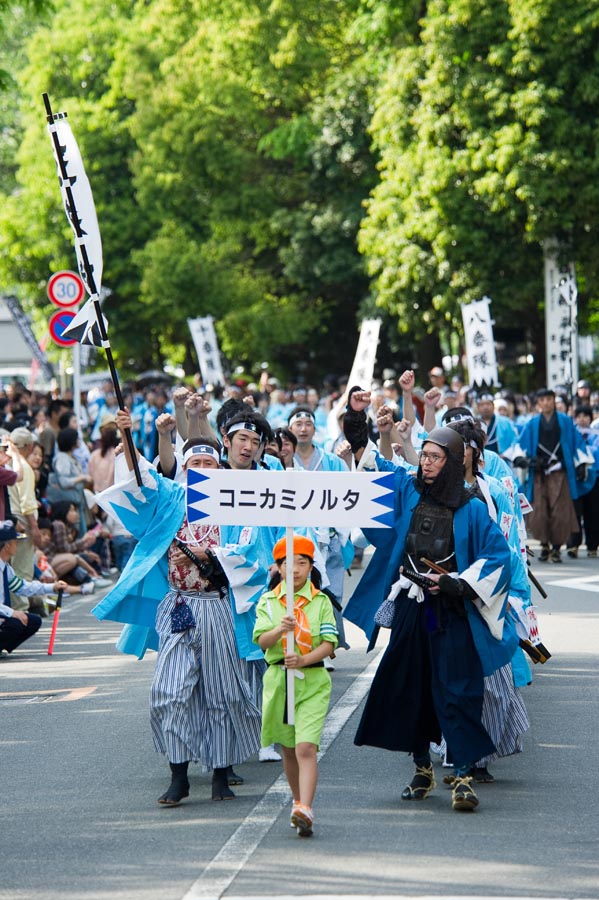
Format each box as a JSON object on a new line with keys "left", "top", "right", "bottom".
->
{"left": 43, "top": 92, "right": 142, "bottom": 486}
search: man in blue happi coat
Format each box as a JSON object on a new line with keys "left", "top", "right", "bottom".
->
{"left": 342, "top": 389, "right": 516, "bottom": 813}
{"left": 514, "top": 388, "right": 595, "bottom": 562}
{"left": 92, "top": 410, "right": 273, "bottom": 806}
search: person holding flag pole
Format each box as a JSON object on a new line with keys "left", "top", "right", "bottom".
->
{"left": 42, "top": 92, "right": 142, "bottom": 488}
{"left": 253, "top": 533, "right": 338, "bottom": 837}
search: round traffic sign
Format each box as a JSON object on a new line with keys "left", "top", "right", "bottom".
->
{"left": 49, "top": 309, "right": 78, "bottom": 347}
{"left": 47, "top": 270, "right": 85, "bottom": 308}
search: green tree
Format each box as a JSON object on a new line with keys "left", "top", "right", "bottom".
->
{"left": 360, "top": 0, "right": 599, "bottom": 381}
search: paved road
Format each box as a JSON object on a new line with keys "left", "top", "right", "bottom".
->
{"left": 1, "top": 551, "right": 598, "bottom": 900}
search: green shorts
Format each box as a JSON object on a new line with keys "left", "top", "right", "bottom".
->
{"left": 260, "top": 664, "right": 332, "bottom": 748}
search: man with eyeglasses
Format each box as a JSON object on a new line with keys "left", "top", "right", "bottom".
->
{"left": 341, "top": 387, "right": 516, "bottom": 812}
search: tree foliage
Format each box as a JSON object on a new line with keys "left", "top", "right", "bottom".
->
{"left": 360, "top": 0, "right": 599, "bottom": 375}
{"left": 1, "top": 0, "right": 599, "bottom": 385}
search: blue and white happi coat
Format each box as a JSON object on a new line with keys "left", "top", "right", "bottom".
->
{"left": 515, "top": 411, "right": 596, "bottom": 502}
{"left": 92, "top": 455, "right": 270, "bottom": 660}
{"left": 344, "top": 451, "right": 517, "bottom": 676}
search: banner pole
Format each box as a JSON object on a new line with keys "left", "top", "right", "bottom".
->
{"left": 285, "top": 525, "right": 295, "bottom": 725}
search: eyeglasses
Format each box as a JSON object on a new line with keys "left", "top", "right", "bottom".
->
{"left": 419, "top": 451, "right": 445, "bottom": 464}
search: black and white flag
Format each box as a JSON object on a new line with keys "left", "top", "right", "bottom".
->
{"left": 46, "top": 111, "right": 108, "bottom": 345}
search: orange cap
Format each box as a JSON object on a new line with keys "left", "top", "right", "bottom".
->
{"left": 273, "top": 535, "right": 315, "bottom": 563}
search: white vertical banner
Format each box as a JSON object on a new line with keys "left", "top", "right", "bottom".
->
{"left": 188, "top": 316, "right": 226, "bottom": 387}
{"left": 461, "top": 296, "right": 499, "bottom": 388}
{"left": 346, "top": 318, "right": 381, "bottom": 390}
{"left": 543, "top": 242, "right": 578, "bottom": 391}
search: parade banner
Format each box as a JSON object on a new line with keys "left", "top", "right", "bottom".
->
{"left": 187, "top": 316, "right": 226, "bottom": 387}
{"left": 2, "top": 295, "right": 55, "bottom": 382}
{"left": 187, "top": 469, "right": 394, "bottom": 528}
{"left": 346, "top": 318, "right": 381, "bottom": 390}
{"left": 45, "top": 107, "right": 107, "bottom": 346}
{"left": 461, "top": 296, "right": 499, "bottom": 388}
{"left": 543, "top": 243, "right": 578, "bottom": 391}
{"left": 44, "top": 93, "right": 141, "bottom": 485}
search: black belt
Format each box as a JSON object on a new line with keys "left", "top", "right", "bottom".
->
{"left": 269, "top": 659, "right": 325, "bottom": 669}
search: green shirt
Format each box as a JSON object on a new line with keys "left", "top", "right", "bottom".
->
{"left": 253, "top": 579, "right": 338, "bottom": 663}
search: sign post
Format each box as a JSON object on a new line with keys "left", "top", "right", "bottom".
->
{"left": 187, "top": 469, "right": 394, "bottom": 723}
{"left": 48, "top": 310, "right": 78, "bottom": 347}
{"left": 47, "top": 270, "right": 85, "bottom": 309}
{"left": 48, "top": 271, "right": 85, "bottom": 421}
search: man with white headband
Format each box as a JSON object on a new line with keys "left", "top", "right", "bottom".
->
{"left": 221, "top": 410, "right": 285, "bottom": 762}
{"left": 287, "top": 405, "right": 353, "bottom": 659}
{"left": 92, "top": 413, "right": 264, "bottom": 806}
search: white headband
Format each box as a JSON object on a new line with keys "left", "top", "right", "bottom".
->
{"left": 183, "top": 444, "right": 220, "bottom": 465}
{"left": 226, "top": 421, "right": 266, "bottom": 443}
{"left": 289, "top": 411, "right": 315, "bottom": 427}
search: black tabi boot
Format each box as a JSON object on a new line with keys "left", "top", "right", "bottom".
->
{"left": 212, "top": 767, "right": 235, "bottom": 800}
{"left": 226, "top": 765, "right": 244, "bottom": 786}
{"left": 158, "top": 761, "right": 190, "bottom": 806}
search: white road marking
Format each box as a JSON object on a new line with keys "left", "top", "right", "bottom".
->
{"left": 544, "top": 575, "right": 599, "bottom": 592}
{"left": 221, "top": 896, "right": 594, "bottom": 900}
{"left": 180, "top": 652, "right": 382, "bottom": 900}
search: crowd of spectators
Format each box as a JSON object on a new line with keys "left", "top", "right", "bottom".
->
{"left": 1, "top": 364, "right": 598, "bottom": 619}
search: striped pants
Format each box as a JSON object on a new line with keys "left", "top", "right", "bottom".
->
{"left": 150, "top": 589, "right": 262, "bottom": 770}
{"left": 477, "top": 663, "right": 530, "bottom": 766}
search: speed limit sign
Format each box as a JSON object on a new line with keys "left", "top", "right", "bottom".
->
{"left": 47, "top": 270, "right": 85, "bottom": 308}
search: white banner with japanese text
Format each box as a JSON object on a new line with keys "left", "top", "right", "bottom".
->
{"left": 187, "top": 469, "right": 394, "bottom": 528}
{"left": 461, "top": 296, "right": 499, "bottom": 388}
{"left": 188, "top": 316, "right": 226, "bottom": 388}
{"left": 347, "top": 318, "right": 381, "bottom": 390}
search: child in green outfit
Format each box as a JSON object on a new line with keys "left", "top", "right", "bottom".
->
{"left": 253, "top": 534, "right": 338, "bottom": 837}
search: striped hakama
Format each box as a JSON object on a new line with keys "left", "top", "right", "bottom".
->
{"left": 150, "top": 589, "right": 262, "bottom": 770}
{"left": 476, "top": 663, "right": 530, "bottom": 766}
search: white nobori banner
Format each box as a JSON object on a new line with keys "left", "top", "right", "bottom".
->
{"left": 461, "top": 296, "right": 499, "bottom": 388}
{"left": 346, "top": 318, "right": 381, "bottom": 391}
{"left": 187, "top": 469, "right": 394, "bottom": 528}
{"left": 188, "top": 316, "right": 226, "bottom": 388}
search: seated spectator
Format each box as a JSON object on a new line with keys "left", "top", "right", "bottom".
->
{"left": 83, "top": 490, "right": 115, "bottom": 575}
{"left": 58, "top": 409, "right": 91, "bottom": 474}
{"left": 36, "top": 517, "right": 100, "bottom": 594}
{"left": 28, "top": 440, "right": 50, "bottom": 514}
{"left": 46, "top": 501, "right": 111, "bottom": 588}
{"left": 45, "top": 427, "right": 93, "bottom": 536}
{"left": 0, "top": 520, "right": 79, "bottom": 656}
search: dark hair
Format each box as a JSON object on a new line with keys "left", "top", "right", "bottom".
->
{"left": 448, "top": 419, "right": 486, "bottom": 474}
{"left": 50, "top": 500, "right": 78, "bottom": 523}
{"left": 99, "top": 426, "right": 120, "bottom": 455}
{"left": 575, "top": 405, "right": 593, "bottom": 418}
{"left": 181, "top": 436, "right": 222, "bottom": 456}
{"left": 272, "top": 427, "right": 298, "bottom": 452}
{"left": 56, "top": 427, "right": 79, "bottom": 453}
{"left": 287, "top": 404, "right": 315, "bottom": 425}
{"left": 216, "top": 398, "right": 246, "bottom": 434}
{"left": 268, "top": 561, "right": 322, "bottom": 591}
{"left": 37, "top": 517, "right": 52, "bottom": 531}
{"left": 47, "top": 399, "right": 69, "bottom": 418}
{"left": 225, "top": 409, "right": 272, "bottom": 443}
{"left": 58, "top": 410, "right": 76, "bottom": 430}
